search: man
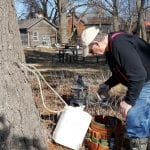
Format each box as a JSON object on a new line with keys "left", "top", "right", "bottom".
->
{"left": 81, "top": 26, "right": 150, "bottom": 150}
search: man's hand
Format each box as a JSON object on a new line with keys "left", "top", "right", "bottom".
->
{"left": 119, "top": 101, "right": 132, "bottom": 118}
{"left": 97, "top": 83, "right": 109, "bottom": 99}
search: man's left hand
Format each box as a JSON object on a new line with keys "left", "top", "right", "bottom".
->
{"left": 119, "top": 101, "right": 132, "bottom": 118}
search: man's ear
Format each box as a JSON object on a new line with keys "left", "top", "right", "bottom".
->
{"left": 93, "top": 41, "right": 100, "bottom": 46}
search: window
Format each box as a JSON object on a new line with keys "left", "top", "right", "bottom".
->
{"left": 33, "top": 32, "right": 38, "bottom": 41}
{"left": 42, "top": 35, "right": 51, "bottom": 46}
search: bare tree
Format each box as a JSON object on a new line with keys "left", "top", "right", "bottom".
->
{"left": 134, "top": 0, "right": 147, "bottom": 40}
{"left": 112, "top": 0, "right": 119, "bottom": 31}
{"left": 57, "top": 0, "right": 68, "bottom": 44}
{"left": 0, "top": 0, "right": 48, "bottom": 149}
{"left": 89, "top": 0, "right": 121, "bottom": 31}
{"left": 26, "top": 0, "right": 41, "bottom": 19}
{"left": 16, "top": 0, "right": 54, "bottom": 19}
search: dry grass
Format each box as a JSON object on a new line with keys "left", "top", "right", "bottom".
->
{"left": 28, "top": 70, "right": 126, "bottom": 150}
{"left": 25, "top": 49, "right": 127, "bottom": 150}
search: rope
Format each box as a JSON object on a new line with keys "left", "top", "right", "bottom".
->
{"left": 20, "top": 63, "right": 68, "bottom": 113}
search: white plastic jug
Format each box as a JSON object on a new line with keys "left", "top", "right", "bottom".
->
{"left": 52, "top": 106, "right": 92, "bottom": 150}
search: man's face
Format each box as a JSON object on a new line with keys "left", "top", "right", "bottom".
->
{"left": 88, "top": 41, "right": 104, "bottom": 55}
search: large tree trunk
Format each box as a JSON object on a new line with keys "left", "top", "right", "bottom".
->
{"left": 0, "top": 1, "right": 48, "bottom": 149}
{"left": 58, "top": 0, "right": 68, "bottom": 44}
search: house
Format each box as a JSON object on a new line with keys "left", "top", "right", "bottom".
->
{"left": 67, "top": 13, "right": 85, "bottom": 44}
{"left": 18, "top": 17, "right": 57, "bottom": 48}
{"left": 82, "top": 15, "right": 125, "bottom": 33}
{"left": 67, "top": 13, "right": 124, "bottom": 45}
{"left": 83, "top": 15, "right": 113, "bottom": 33}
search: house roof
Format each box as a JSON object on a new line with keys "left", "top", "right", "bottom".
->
{"left": 76, "top": 13, "right": 125, "bottom": 25}
{"left": 67, "top": 13, "right": 85, "bottom": 24}
{"left": 85, "top": 16, "right": 125, "bottom": 25}
{"left": 18, "top": 17, "right": 57, "bottom": 30}
{"left": 85, "top": 17, "right": 113, "bottom": 25}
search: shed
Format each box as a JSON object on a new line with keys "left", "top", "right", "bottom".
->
{"left": 18, "top": 17, "right": 57, "bottom": 48}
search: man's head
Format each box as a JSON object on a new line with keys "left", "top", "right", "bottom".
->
{"left": 81, "top": 26, "right": 108, "bottom": 57}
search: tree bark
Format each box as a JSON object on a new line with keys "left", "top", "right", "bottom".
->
{"left": 112, "top": 0, "right": 120, "bottom": 31}
{"left": 58, "top": 0, "right": 68, "bottom": 44}
{"left": 0, "top": 1, "right": 48, "bottom": 149}
{"left": 134, "top": 0, "right": 147, "bottom": 40}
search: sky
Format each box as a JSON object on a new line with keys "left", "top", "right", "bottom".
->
{"left": 14, "top": 0, "right": 27, "bottom": 18}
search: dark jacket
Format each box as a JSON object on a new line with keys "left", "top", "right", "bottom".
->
{"left": 105, "top": 32, "right": 150, "bottom": 106}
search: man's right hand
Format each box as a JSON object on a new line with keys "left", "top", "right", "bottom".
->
{"left": 97, "top": 83, "right": 109, "bottom": 99}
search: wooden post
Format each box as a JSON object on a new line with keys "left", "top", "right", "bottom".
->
{"left": 27, "top": 31, "right": 30, "bottom": 48}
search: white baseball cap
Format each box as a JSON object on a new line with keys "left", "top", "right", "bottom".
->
{"left": 81, "top": 26, "right": 99, "bottom": 57}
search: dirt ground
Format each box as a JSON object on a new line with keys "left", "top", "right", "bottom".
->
{"left": 25, "top": 48, "right": 126, "bottom": 150}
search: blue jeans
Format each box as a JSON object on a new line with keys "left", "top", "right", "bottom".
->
{"left": 126, "top": 81, "right": 150, "bottom": 138}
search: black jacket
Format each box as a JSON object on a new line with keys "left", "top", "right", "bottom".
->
{"left": 105, "top": 32, "right": 150, "bottom": 106}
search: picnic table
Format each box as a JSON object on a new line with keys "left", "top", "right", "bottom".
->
{"left": 58, "top": 47, "right": 79, "bottom": 63}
